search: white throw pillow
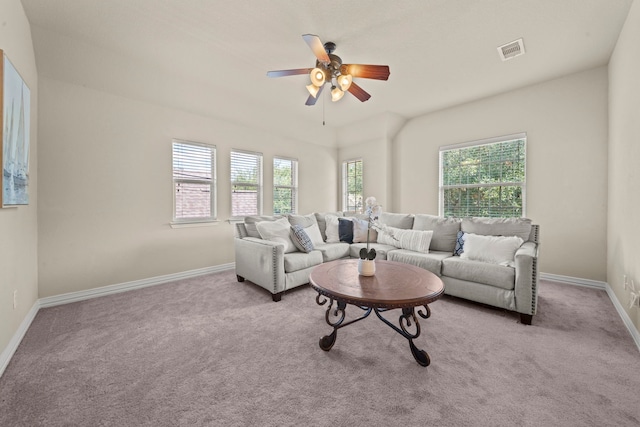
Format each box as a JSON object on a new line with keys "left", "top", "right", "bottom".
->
{"left": 377, "top": 226, "right": 433, "bottom": 253}
{"left": 460, "top": 233, "right": 524, "bottom": 266}
{"left": 324, "top": 214, "right": 341, "bottom": 243}
{"left": 303, "top": 223, "right": 324, "bottom": 246}
{"left": 352, "top": 218, "right": 377, "bottom": 243}
{"left": 256, "top": 217, "right": 297, "bottom": 253}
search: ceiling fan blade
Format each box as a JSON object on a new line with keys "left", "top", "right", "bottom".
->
{"left": 305, "top": 84, "right": 325, "bottom": 106}
{"left": 340, "top": 64, "right": 390, "bottom": 81}
{"left": 347, "top": 81, "right": 371, "bottom": 102}
{"left": 267, "top": 68, "right": 313, "bottom": 78}
{"left": 302, "top": 34, "right": 330, "bottom": 64}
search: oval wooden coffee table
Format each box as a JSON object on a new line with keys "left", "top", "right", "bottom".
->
{"left": 309, "top": 259, "right": 445, "bottom": 366}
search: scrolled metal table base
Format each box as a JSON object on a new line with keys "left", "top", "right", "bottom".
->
{"left": 315, "top": 293, "right": 433, "bottom": 366}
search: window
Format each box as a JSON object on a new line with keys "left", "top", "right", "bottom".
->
{"left": 342, "top": 158, "right": 363, "bottom": 212}
{"left": 231, "top": 150, "right": 263, "bottom": 217}
{"left": 440, "top": 133, "right": 526, "bottom": 218}
{"left": 273, "top": 157, "right": 298, "bottom": 215}
{"left": 172, "top": 140, "right": 216, "bottom": 222}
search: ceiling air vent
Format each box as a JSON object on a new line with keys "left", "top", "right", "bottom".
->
{"left": 498, "top": 38, "right": 525, "bottom": 61}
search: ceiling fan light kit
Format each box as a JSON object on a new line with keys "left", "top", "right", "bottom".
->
{"left": 267, "top": 34, "right": 390, "bottom": 106}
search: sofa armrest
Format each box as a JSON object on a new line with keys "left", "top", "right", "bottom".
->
{"left": 234, "top": 237, "right": 286, "bottom": 296}
{"left": 514, "top": 241, "right": 539, "bottom": 316}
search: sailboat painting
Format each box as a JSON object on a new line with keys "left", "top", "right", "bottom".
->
{"left": 1, "top": 50, "right": 31, "bottom": 206}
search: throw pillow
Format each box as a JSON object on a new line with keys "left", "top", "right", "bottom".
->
{"left": 352, "top": 218, "right": 376, "bottom": 243}
{"left": 287, "top": 213, "right": 317, "bottom": 229}
{"left": 303, "top": 223, "right": 324, "bottom": 246}
{"left": 324, "top": 214, "right": 341, "bottom": 243}
{"left": 338, "top": 218, "right": 354, "bottom": 244}
{"left": 378, "top": 226, "right": 433, "bottom": 253}
{"left": 255, "top": 217, "right": 297, "bottom": 253}
{"left": 290, "top": 225, "right": 314, "bottom": 253}
{"left": 460, "top": 233, "right": 524, "bottom": 266}
{"left": 314, "top": 212, "right": 343, "bottom": 241}
{"left": 454, "top": 230, "right": 467, "bottom": 256}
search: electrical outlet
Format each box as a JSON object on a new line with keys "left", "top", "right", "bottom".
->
{"left": 623, "top": 275, "right": 629, "bottom": 290}
{"left": 13, "top": 290, "right": 17, "bottom": 310}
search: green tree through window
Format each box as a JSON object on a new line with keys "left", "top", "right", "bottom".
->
{"left": 343, "top": 159, "right": 363, "bottom": 212}
{"left": 273, "top": 157, "right": 297, "bottom": 214}
{"left": 440, "top": 135, "right": 526, "bottom": 217}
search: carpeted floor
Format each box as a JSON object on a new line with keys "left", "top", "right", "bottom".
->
{"left": 1, "top": 270, "right": 639, "bottom": 426}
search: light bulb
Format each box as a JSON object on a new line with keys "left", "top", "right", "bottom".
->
{"left": 338, "top": 74, "right": 352, "bottom": 91}
{"left": 310, "top": 68, "right": 325, "bottom": 87}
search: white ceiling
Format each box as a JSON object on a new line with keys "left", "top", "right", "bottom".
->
{"left": 20, "top": 0, "right": 634, "bottom": 143}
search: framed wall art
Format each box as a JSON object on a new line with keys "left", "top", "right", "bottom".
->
{"left": 1, "top": 49, "right": 31, "bottom": 207}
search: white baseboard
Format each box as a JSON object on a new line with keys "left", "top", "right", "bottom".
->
{"left": 540, "top": 272, "right": 640, "bottom": 352}
{"left": 39, "top": 263, "right": 235, "bottom": 308}
{"left": 539, "top": 272, "right": 607, "bottom": 289}
{"left": 0, "top": 301, "right": 39, "bottom": 379}
{"left": 0, "top": 263, "right": 235, "bottom": 378}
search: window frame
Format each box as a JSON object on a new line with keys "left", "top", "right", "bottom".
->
{"left": 439, "top": 133, "right": 526, "bottom": 218}
{"left": 342, "top": 158, "right": 364, "bottom": 213}
{"left": 230, "top": 149, "right": 263, "bottom": 219}
{"left": 171, "top": 139, "right": 217, "bottom": 224}
{"left": 273, "top": 156, "right": 298, "bottom": 215}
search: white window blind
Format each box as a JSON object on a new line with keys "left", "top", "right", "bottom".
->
{"left": 273, "top": 157, "right": 298, "bottom": 215}
{"left": 231, "top": 150, "right": 262, "bottom": 217}
{"left": 342, "top": 158, "right": 363, "bottom": 212}
{"left": 172, "top": 140, "right": 216, "bottom": 222}
{"left": 440, "top": 134, "right": 526, "bottom": 218}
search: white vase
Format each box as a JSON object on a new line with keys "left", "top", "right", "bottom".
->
{"left": 358, "top": 259, "right": 376, "bottom": 276}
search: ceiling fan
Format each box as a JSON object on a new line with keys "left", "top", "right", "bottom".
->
{"left": 266, "top": 34, "right": 390, "bottom": 106}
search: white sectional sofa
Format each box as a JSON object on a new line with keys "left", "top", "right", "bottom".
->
{"left": 234, "top": 212, "right": 540, "bottom": 324}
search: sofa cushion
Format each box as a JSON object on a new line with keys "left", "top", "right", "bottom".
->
{"left": 461, "top": 217, "right": 532, "bottom": 241}
{"left": 314, "top": 212, "right": 343, "bottom": 241}
{"left": 288, "top": 213, "right": 317, "bottom": 228}
{"left": 349, "top": 243, "right": 398, "bottom": 260}
{"left": 460, "top": 233, "right": 524, "bottom": 267}
{"left": 290, "top": 225, "right": 314, "bottom": 253}
{"left": 387, "top": 250, "right": 451, "bottom": 276}
{"left": 442, "top": 257, "right": 515, "bottom": 290}
{"left": 283, "top": 251, "right": 323, "bottom": 273}
{"left": 314, "top": 242, "right": 350, "bottom": 262}
{"left": 412, "top": 214, "right": 461, "bottom": 253}
{"left": 244, "top": 215, "right": 284, "bottom": 238}
{"left": 256, "top": 217, "right": 297, "bottom": 253}
{"left": 379, "top": 212, "right": 414, "bottom": 229}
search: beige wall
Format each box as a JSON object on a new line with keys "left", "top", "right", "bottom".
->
{"left": 0, "top": 0, "right": 38, "bottom": 361}
{"left": 608, "top": 0, "right": 640, "bottom": 330}
{"left": 37, "top": 77, "right": 337, "bottom": 297}
{"left": 393, "top": 67, "right": 609, "bottom": 280}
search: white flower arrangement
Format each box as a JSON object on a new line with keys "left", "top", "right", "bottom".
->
{"left": 359, "top": 196, "right": 382, "bottom": 260}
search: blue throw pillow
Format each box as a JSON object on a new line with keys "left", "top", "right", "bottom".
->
{"left": 454, "top": 230, "right": 467, "bottom": 256}
{"left": 290, "top": 225, "right": 314, "bottom": 253}
{"left": 338, "top": 218, "right": 354, "bottom": 244}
